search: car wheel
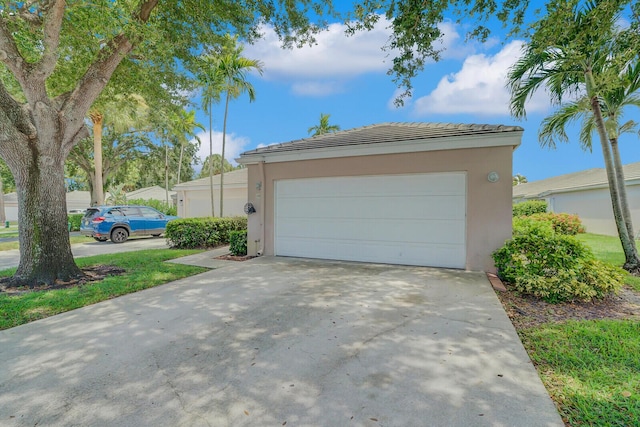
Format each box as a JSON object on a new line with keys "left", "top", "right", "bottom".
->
{"left": 94, "top": 237, "right": 108, "bottom": 242}
{"left": 110, "top": 227, "right": 129, "bottom": 243}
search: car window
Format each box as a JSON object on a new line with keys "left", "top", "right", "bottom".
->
{"left": 121, "top": 207, "right": 142, "bottom": 217}
{"left": 107, "top": 208, "right": 125, "bottom": 217}
{"left": 139, "top": 207, "right": 162, "bottom": 218}
{"left": 83, "top": 208, "right": 100, "bottom": 219}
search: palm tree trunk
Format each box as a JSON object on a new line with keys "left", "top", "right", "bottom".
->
{"left": 164, "top": 144, "right": 169, "bottom": 205}
{"left": 220, "top": 91, "right": 230, "bottom": 217}
{"left": 610, "top": 137, "right": 636, "bottom": 242}
{"left": 90, "top": 112, "right": 105, "bottom": 206}
{"left": 208, "top": 101, "right": 215, "bottom": 217}
{"left": 588, "top": 75, "right": 640, "bottom": 271}
{"left": 177, "top": 142, "right": 184, "bottom": 185}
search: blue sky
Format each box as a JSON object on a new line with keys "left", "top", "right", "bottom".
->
{"left": 191, "top": 6, "right": 640, "bottom": 183}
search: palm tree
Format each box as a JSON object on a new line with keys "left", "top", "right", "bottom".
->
{"left": 308, "top": 113, "right": 341, "bottom": 136}
{"left": 512, "top": 174, "right": 528, "bottom": 186}
{"left": 508, "top": 0, "right": 640, "bottom": 271}
{"left": 199, "top": 58, "right": 224, "bottom": 217}
{"left": 209, "top": 41, "right": 263, "bottom": 217}
{"left": 170, "top": 109, "right": 204, "bottom": 185}
{"left": 88, "top": 93, "right": 149, "bottom": 206}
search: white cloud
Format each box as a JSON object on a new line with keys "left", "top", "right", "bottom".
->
{"left": 412, "top": 40, "right": 551, "bottom": 116}
{"left": 244, "top": 18, "right": 473, "bottom": 95}
{"left": 193, "top": 130, "right": 250, "bottom": 165}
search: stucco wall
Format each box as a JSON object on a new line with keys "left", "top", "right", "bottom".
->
{"left": 176, "top": 187, "right": 247, "bottom": 218}
{"left": 548, "top": 185, "right": 640, "bottom": 236}
{"left": 246, "top": 145, "right": 514, "bottom": 272}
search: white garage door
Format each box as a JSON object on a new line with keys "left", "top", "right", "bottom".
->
{"left": 274, "top": 173, "right": 466, "bottom": 268}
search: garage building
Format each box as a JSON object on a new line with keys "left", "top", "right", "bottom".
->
{"left": 237, "top": 122, "right": 522, "bottom": 271}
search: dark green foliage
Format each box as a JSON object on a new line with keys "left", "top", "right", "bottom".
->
{"left": 229, "top": 230, "right": 248, "bottom": 256}
{"left": 67, "top": 214, "right": 83, "bottom": 231}
{"left": 512, "top": 200, "right": 548, "bottom": 217}
{"left": 165, "top": 217, "right": 247, "bottom": 249}
{"left": 127, "top": 198, "right": 177, "bottom": 216}
{"left": 529, "top": 212, "right": 586, "bottom": 235}
{"left": 494, "top": 220, "right": 624, "bottom": 302}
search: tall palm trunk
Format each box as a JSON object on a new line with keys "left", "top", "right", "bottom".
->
{"left": 610, "top": 137, "right": 635, "bottom": 242}
{"left": 587, "top": 70, "right": 640, "bottom": 271}
{"left": 177, "top": 142, "right": 184, "bottom": 185}
{"left": 164, "top": 144, "right": 169, "bottom": 205}
{"left": 89, "top": 111, "right": 105, "bottom": 206}
{"left": 208, "top": 100, "right": 215, "bottom": 217}
{"left": 220, "top": 91, "right": 230, "bottom": 217}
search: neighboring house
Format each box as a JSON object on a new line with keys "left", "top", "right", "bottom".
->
{"left": 126, "top": 185, "right": 175, "bottom": 205}
{"left": 237, "top": 122, "right": 522, "bottom": 272}
{"left": 172, "top": 168, "right": 248, "bottom": 218}
{"left": 4, "top": 190, "right": 95, "bottom": 221}
{"left": 513, "top": 162, "right": 640, "bottom": 236}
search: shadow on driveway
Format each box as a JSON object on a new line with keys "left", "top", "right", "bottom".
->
{"left": 0, "top": 257, "right": 563, "bottom": 426}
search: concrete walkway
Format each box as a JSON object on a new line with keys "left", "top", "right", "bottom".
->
{"left": 0, "top": 255, "right": 563, "bottom": 427}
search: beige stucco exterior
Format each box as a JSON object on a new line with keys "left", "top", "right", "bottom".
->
{"left": 245, "top": 145, "right": 515, "bottom": 272}
{"left": 544, "top": 185, "right": 640, "bottom": 236}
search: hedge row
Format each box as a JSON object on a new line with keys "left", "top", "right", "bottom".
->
{"left": 165, "top": 217, "right": 247, "bottom": 249}
{"left": 68, "top": 213, "right": 83, "bottom": 231}
{"left": 512, "top": 200, "right": 547, "bottom": 217}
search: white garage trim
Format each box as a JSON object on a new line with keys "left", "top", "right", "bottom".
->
{"left": 274, "top": 173, "right": 467, "bottom": 268}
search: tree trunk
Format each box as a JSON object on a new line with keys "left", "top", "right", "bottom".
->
{"left": 0, "top": 177, "right": 5, "bottom": 224}
{"left": 164, "top": 144, "right": 169, "bottom": 205}
{"left": 610, "top": 137, "right": 636, "bottom": 243}
{"left": 177, "top": 142, "right": 184, "bottom": 185}
{"left": 10, "top": 143, "right": 83, "bottom": 287}
{"left": 90, "top": 112, "right": 105, "bottom": 206}
{"left": 588, "top": 88, "right": 640, "bottom": 271}
{"left": 208, "top": 102, "right": 215, "bottom": 217}
{"left": 220, "top": 91, "right": 230, "bottom": 217}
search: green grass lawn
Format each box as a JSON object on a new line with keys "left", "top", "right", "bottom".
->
{"left": 518, "top": 232, "right": 640, "bottom": 426}
{"left": 577, "top": 233, "right": 640, "bottom": 291}
{"left": 0, "top": 249, "right": 207, "bottom": 330}
{"left": 0, "top": 234, "right": 92, "bottom": 251}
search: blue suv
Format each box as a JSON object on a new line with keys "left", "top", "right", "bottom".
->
{"left": 80, "top": 205, "right": 178, "bottom": 243}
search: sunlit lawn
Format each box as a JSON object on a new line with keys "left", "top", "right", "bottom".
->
{"left": 517, "top": 232, "right": 640, "bottom": 426}
{"left": 0, "top": 249, "right": 207, "bottom": 330}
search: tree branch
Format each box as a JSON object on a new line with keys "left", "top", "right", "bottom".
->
{"left": 0, "top": 82, "right": 36, "bottom": 141}
{"left": 0, "top": 18, "right": 29, "bottom": 88}
{"left": 62, "top": 0, "right": 159, "bottom": 145}
{"left": 34, "top": 0, "right": 66, "bottom": 80}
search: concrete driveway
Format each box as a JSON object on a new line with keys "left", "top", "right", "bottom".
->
{"left": 0, "top": 257, "right": 563, "bottom": 427}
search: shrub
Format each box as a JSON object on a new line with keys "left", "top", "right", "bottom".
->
{"left": 165, "top": 216, "right": 247, "bottom": 249}
{"left": 528, "top": 212, "right": 585, "bottom": 235}
{"left": 229, "top": 230, "right": 248, "bottom": 256}
{"left": 512, "top": 200, "right": 547, "bottom": 217}
{"left": 68, "top": 213, "right": 83, "bottom": 231}
{"left": 493, "top": 231, "right": 624, "bottom": 303}
{"left": 127, "top": 198, "right": 177, "bottom": 216}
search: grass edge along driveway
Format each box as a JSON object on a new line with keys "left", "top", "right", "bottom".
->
{"left": 517, "top": 233, "right": 639, "bottom": 426}
{"left": 0, "top": 249, "right": 207, "bottom": 330}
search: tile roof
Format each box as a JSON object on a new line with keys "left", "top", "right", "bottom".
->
{"left": 513, "top": 162, "right": 640, "bottom": 199}
{"left": 240, "top": 122, "right": 523, "bottom": 157}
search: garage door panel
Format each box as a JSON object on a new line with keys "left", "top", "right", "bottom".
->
{"left": 276, "top": 238, "right": 465, "bottom": 269}
{"left": 277, "top": 195, "right": 465, "bottom": 221}
{"left": 278, "top": 218, "right": 465, "bottom": 244}
{"left": 275, "top": 173, "right": 466, "bottom": 268}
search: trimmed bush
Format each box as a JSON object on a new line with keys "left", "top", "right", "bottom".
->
{"left": 493, "top": 228, "right": 624, "bottom": 303}
{"left": 165, "top": 216, "right": 247, "bottom": 249}
{"left": 529, "top": 212, "right": 585, "bottom": 235}
{"left": 127, "top": 198, "right": 177, "bottom": 216}
{"left": 512, "top": 200, "right": 547, "bottom": 217}
{"left": 229, "top": 230, "right": 248, "bottom": 256}
{"left": 68, "top": 213, "right": 83, "bottom": 231}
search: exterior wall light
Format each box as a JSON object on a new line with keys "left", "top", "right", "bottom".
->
{"left": 487, "top": 172, "right": 500, "bottom": 183}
